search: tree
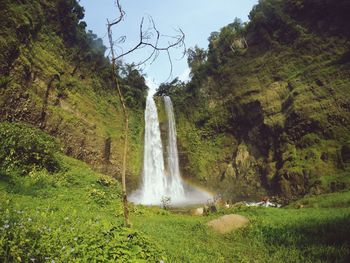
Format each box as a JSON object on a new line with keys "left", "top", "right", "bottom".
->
{"left": 56, "top": 0, "right": 85, "bottom": 44}
{"left": 107, "top": 0, "right": 185, "bottom": 227}
{"left": 187, "top": 46, "right": 207, "bottom": 77}
{"left": 120, "top": 63, "right": 148, "bottom": 109}
{"left": 155, "top": 77, "right": 184, "bottom": 97}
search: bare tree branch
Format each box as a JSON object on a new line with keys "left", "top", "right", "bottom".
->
{"left": 109, "top": 0, "right": 125, "bottom": 27}
{"left": 111, "top": 12, "right": 185, "bottom": 79}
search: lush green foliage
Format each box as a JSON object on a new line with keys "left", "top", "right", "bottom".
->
{"left": 132, "top": 191, "right": 350, "bottom": 262}
{"left": 0, "top": 137, "right": 349, "bottom": 263}
{"left": 0, "top": 0, "right": 148, "bottom": 109}
{"left": 1, "top": 156, "right": 349, "bottom": 262}
{"left": 0, "top": 156, "right": 164, "bottom": 262}
{"left": 119, "top": 64, "right": 148, "bottom": 109}
{"left": 0, "top": 122, "right": 61, "bottom": 175}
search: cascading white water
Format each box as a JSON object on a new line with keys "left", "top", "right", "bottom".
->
{"left": 136, "top": 93, "right": 167, "bottom": 205}
{"left": 164, "top": 96, "right": 185, "bottom": 199}
{"left": 130, "top": 92, "right": 213, "bottom": 206}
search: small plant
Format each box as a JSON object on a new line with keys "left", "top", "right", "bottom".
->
{"left": 161, "top": 196, "right": 171, "bottom": 210}
{"left": 0, "top": 122, "right": 61, "bottom": 175}
{"left": 89, "top": 188, "right": 109, "bottom": 205}
{"left": 97, "top": 174, "right": 117, "bottom": 187}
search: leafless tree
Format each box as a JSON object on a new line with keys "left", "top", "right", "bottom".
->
{"left": 107, "top": 0, "right": 185, "bottom": 227}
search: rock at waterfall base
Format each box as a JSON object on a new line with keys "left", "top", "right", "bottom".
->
{"left": 207, "top": 214, "right": 249, "bottom": 234}
{"left": 191, "top": 207, "right": 204, "bottom": 216}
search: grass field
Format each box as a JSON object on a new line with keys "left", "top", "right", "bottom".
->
{"left": 1, "top": 155, "right": 350, "bottom": 262}
{"left": 132, "top": 192, "right": 350, "bottom": 262}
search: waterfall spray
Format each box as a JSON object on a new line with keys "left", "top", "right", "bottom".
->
{"left": 130, "top": 93, "right": 212, "bottom": 206}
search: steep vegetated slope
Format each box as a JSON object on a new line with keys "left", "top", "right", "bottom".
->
{"left": 0, "top": 0, "right": 147, "bottom": 186}
{"left": 0, "top": 123, "right": 164, "bottom": 261}
{"left": 157, "top": 0, "right": 350, "bottom": 200}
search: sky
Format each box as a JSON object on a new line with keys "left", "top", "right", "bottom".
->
{"left": 79, "top": 0, "right": 258, "bottom": 90}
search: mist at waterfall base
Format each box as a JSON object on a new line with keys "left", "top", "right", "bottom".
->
{"left": 129, "top": 94, "right": 213, "bottom": 206}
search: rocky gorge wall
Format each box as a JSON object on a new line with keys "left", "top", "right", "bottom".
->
{"left": 172, "top": 68, "right": 350, "bottom": 201}
{"left": 163, "top": 0, "right": 350, "bottom": 201}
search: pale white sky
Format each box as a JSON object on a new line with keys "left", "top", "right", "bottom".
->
{"left": 80, "top": 0, "right": 258, "bottom": 88}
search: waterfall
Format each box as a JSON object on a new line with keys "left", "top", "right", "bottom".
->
{"left": 137, "top": 93, "right": 167, "bottom": 205}
{"left": 130, "top": 93, "right": 213, "bottom": 206}
{"left": 164, "top": 96, "right": 185, "bottom": 199}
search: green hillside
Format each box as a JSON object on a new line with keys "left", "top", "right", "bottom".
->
{"left": 0, "top": 0, "right": 147, "bottom": 187}
{"left": 158, "top": 0, "right": 350, "bottom": 200}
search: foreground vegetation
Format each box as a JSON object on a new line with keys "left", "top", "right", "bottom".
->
{"left": 132, "top": 191, "right": 350, "bottom": 262}
{"left": 0, "top": 123, "right": 163, "bottom": 262}
{"left": 0, "top": 157, "right": 165, "bottom": 262}
{"left": 1, "top": 162, "right": 349, "bottom": 262}
{"left": 0, "top": 122, "right": 349, "bottom": 262}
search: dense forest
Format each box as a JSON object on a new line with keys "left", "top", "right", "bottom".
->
{"left": 1, "top": 0, "right": 350, "bottom": 262}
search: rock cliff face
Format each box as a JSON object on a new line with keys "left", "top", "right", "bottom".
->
{"left": 160, "top": 0, "right": 350, "bottom": 200}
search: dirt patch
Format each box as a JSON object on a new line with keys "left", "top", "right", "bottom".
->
{"left": 207, "top": 214, "right": 249, "bottom": 234}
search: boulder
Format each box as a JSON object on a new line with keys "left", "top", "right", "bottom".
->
{"left": 207, "top": 214, "right": 249, "bottom": 234}
{"left": 191, "top": 207, "right": 204, "bottom": 216}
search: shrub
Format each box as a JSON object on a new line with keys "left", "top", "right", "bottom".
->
{"left": 0, "top": 206, "right": 165, "bottom": 262}
{"left": 0, "top": 122, "right": 61, "bottom": 175}
{"left": 97, "top": 174, "right": 118, "bottom": 187}
{"left": 298, "top": 133, "right": 320, "bottom": 148}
